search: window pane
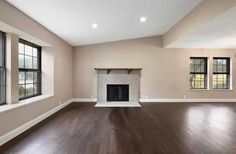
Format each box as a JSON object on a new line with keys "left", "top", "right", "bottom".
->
{"left": 26, "top": 84, "right": 34, "bottom": 96}
{"left": 19, "top": 43, "right": 24, "bottom": 54}
{"left": 19, "top": 54, "right": 24, "bottom": 68}
{"left": 33, "top": 72, "right": 38, "bottom": 83}
{"left": 194, "top": 64, "right": 200, "bottom": 72}
{"left": 190, "top": 74, "right": 206, "bottom": 89}
{"left": 217, "top": 65, "right": 223, "bottom": 73}
{"left": 213, "top": 82, "right": 217, "bottom": 89}
{"left": 25, "top": 45, "right": 32, "bottom": 56}
{"left": 217, "top": 59, "right": 222, "bottom": 65}
{"left": 194, "top": 59, "right": 201, "bottom": 65}
{"left": 0, "top": 86, "right": 6, "bottom": 104}
{"left": 19, "top": 84, "right": 25, "bottom": 98}
{"left": 34, "top": 84, "right": 38, "bottom": 95}
{"left": 33, "top": 57, "right": 38, "bottom": 69}
{"left": 19, "top": 71, "right": 25, "bottom": 84}
{"left": 222, "top": 59, "right": 226, "bottom": 65}
{"left": 33, "top": 48, "right": 38, "bottom": 57}
{"left": 0, "top": 68, "right": 5, "bottom": 86}
{"left": 25, "top": 55, "right": 33, "bottom": 69}
{"left": 200, "top": 64, "right": 205, "bottom": 72}
{"left": 213, "top": 74, "right": 229, "bottom": 89}
{"left": 222, "top": 66, "right": 227, "bottom": 73}
{"left": 0, "top": 34, "right": 3, "bottom": 67}
{"left": 26, "top": 72, "right": 33, "bottom": 84}
{"left": 0, "top": 51, "right": 2, "bottom": 67}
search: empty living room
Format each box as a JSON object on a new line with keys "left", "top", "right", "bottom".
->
{"left": 1, "top": 0, "right": 236, "bottom": 153}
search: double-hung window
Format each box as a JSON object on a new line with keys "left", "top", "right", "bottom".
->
{"left": 19, "top": 39, "right": 41, "bottom": 100}
{"left": 0, "top": 31, "right": 6, "bottom": 105}
{"left": 190, "top": 57, "right": 208, "bottom": 89}
{"left": 213, "top": 57, "right": 230, "bottom": 89}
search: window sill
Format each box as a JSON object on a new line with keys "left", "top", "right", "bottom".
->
{"left": 189, "top": 89, "right": 209, "bottom": 91}
{"left": 189, "top": 89, "right": 233, "bottom": 91}
{"left": 0, "top": 95, "right": 53, "bottom": 113}
{"left": 210, "top": 89, "right": 233, "bottom": 91}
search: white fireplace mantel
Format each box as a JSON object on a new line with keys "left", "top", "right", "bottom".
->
{"left": 95, "top": 68, "right": 142, "bottom": 74}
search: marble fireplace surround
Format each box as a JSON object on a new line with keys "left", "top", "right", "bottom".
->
{"left": 95, "top": 68, "right": 142, "bottom": 107}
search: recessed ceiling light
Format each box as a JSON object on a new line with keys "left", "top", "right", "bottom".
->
{"left": 140, "top": 17, "right": 147, "bottom": 23}
{"left": 92, "top": 23, "right": 98, "bottom": 29}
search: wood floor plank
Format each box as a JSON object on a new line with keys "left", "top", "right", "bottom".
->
{"left": 1, "top": 102, "right": 236, "bottom": 154}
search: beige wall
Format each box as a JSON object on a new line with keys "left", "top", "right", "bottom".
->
{"left": 0, "top": 0, "right": 73, "bottom": 136}
{"left": 73, "top": 36, "right": 236, "bottom": 100}
{"left": 6, "top": 33, "right": 19, "bottom": 104}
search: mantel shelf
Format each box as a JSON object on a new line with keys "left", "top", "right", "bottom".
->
{"left": 94, "top": 68, "right": 142, "bottom": 74}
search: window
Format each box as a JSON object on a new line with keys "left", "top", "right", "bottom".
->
{"left": 190, "top": 57, "right": 208, "bottom": 89}
{"left": 213, "top": 58, "right": 230, "bottom": 89}
{"left": 0, "top": 31, "right": 6, "bottom": 105}
{"left": 19, "top": 39, "right": 41, "bottom": 100}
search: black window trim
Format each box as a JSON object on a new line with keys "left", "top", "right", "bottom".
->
{"left": 0, "top": 31, "right": 6, "bottom": 106}
{"left": 190, "top": 57, "right": 208, "bottom": 89}
{"left": 19, "top": 39, "right": 42, "bottom": 100}
{"left": 213, "top": 57, "right": 230, "bottom": 89}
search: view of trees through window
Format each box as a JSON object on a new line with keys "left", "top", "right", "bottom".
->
{"left": 19, "top": 39, "right": 41, "bottom": 100}
{"left": 213, "top": 58, "right": 230, "bottom": 89}
{"left": 190, "top": 57, "right": 207, "bottom": 89}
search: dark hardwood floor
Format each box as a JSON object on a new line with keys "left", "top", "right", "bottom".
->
{"left": 1, "top": 102, "right": 236, "bottom": 154}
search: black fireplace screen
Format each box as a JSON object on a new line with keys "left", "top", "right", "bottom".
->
{"left": 107, "top": 84, "right": 129, "bottom": 101}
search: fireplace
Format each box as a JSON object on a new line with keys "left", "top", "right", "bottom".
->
{"left": 107, "top": 84, "right": 129, "bottom": 101}
{"left": 96, "top": 69, "right": 141, "bottom": 107}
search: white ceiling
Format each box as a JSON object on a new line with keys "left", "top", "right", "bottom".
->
{"left": 7, "top": 0, "right": 202, "bottom": 46}
{"left": 167, "top": 6, "right": 236, "bottom": 49}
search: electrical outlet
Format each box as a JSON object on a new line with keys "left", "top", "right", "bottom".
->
{"left": 145, "top": 96, "right": 148, "bottom": 99}
{"left": 184, "top": 95, "right": 186, "bottom": 99}
{"left": 91, "top": 95, "right": 94, "bottom": 98}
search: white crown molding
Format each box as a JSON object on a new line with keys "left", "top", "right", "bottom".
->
{"left": 0, "top": 99, "right": 73, "bottom": 146}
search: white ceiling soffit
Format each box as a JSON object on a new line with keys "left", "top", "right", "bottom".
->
{"left": 6, "top": 0, "right": 202, "bottom": 46}
{"left": 167, "top": 6, "right": 236, "bottom": 49}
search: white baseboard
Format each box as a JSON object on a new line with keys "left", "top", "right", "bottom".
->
{"left": 72, "top": 98, "right": 236, "bottom": 103}
{"left": 140, "top": 98, "right": 236, "bottom": 103}
{"left": 0, "top": 99, "right": 73, "bottom": 146}
{"left": 71, "top": 98, "right": 97, "bottom": 102}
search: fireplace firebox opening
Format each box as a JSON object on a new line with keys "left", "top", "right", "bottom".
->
{"left": 107, "top": 84, "right": 129, "bottom": 101}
